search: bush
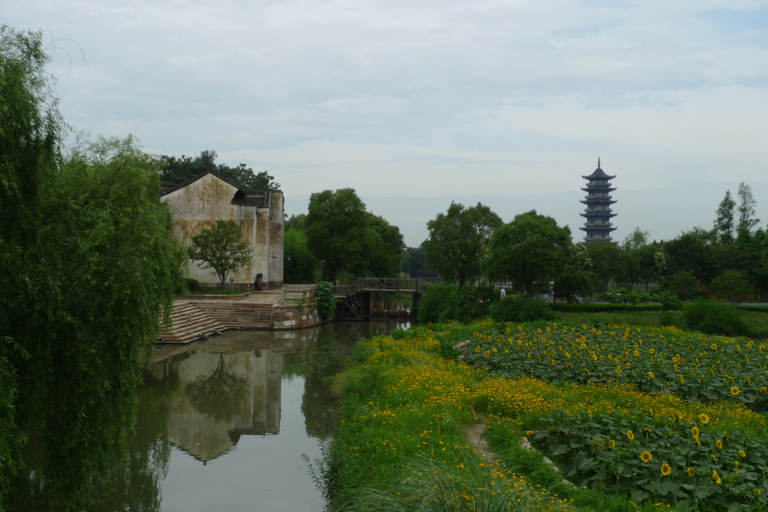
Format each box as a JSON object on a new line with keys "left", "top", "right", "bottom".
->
{"left": 417, "top": 284, "right": 496, "bottom": 324}
{"left": 417, "top": 284, "right": 455, "bottom": 324}
{"left": 439, "top": 284, "right": 495, "bottom": 324}
{"left": 682, "top": 299, "right": 753, "bottom": 337}
{"left": 489, "top": 297, "right": 554, "bottom": 323}
{"left": 314, "top": 281, "right": 338, "bottom": 320}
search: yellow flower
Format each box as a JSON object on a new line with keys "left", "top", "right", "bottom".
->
{"left": 755, "top": 490, "right": 763, "bottom": 496}
{"left": 698, "top": 413, "right": 710, "bottom": 424}
{"left": 626, "top": 430, "right": 635, "bottom": 440}
{"left": 761, "top": 386, "right": 767, "bottom": 395}
{"left": 608, "top": 440, "right": 615, "bottom": 448}
{"left": 739, "top": 450, "right": 746, "bottom": 458}
{"left": 731, "top": 386, "right": 740, "bottom": 396}
{"left": 640, "top": 451, "right": 652, "bottom": 463}
{"left": 484, "top": 351, "right": 491, "bottom": 357}
{"left": 661, "top": 463, "right": 671, "bottom": 476}
{"left": 475, "top": 346, "right": 481, "bottom": 353}
{"left": 615, "top": 366, "right": 623, "bottom": 375}
{"left": 687, "top": 467, "right": 695, "bottom": 477}
{"left": 713, "top": 469, "right": 722, "bottom": 485}
{"left": 648, "top": 371, "right": 655, "bottom": 378}
{"left": 691, "top": 426, "right": 700, "bottom": 437}
{"left": 715, "top": 440, "right": 723, "bottom": 449}
{"left": 711, "top": 343, "right": 718, "bottom": 350}
{"left": 649, "top": 348, "right": 655, "bottom": 354}
{"left": 679, "top": 375, "right": 685, "bottom": 383}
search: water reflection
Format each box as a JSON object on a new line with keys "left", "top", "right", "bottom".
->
{"left": 27, "top": 319, "right": 406, "bottom": 512}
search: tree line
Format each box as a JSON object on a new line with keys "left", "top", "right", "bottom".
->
{"left": 419, "top": 183, "right": 768, "bottom": 303}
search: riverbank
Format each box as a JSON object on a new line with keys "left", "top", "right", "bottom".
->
{"left": 326, "top": 320, "right": 768, "bottom": 512}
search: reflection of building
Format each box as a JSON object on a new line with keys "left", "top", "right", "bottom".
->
{"left": 580, "top": 158, "right": 617, "bottom": 243}
{"left": 163, "top": 350, "right": 283, "bottom": 463}
{"left": 160, "top": 173, "right": 284, "bottom": 289}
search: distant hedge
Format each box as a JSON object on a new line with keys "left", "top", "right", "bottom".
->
{"left": 550, "top": 303, "right": 665, "bottom": 313}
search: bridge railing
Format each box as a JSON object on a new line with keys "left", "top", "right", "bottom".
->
{"left": 332, "top": 278, "right": 433, "bottom": 297}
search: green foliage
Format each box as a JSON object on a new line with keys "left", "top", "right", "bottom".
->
{"left": 158, "top": 150, "right": 280, "bottom": 190}
{"left": 422, "top": 202, "right": 502, "bottom": 288}
{"left": 711, "top": 269, "right": 751, "bottom": 304}
{"left": 483, "top": 210, "right": 572, "bottom": 298}
{"left": 682, "top": 299, "right": 753, "bottom": 337}
{"left": 664, "top": 271, "right": 700, "bottom": 301}
{"left": 284, "top": 227, "right": 317, "bottom": 283}
{"left": 315, "top": 281, "right": 338, "bottom": 320}
{"left": 439, "top": 284, "right": 496, "bottom": 324}
{"left": 649, "top": 291, "right": 683, "bottom": 312}
{"left": 600, "top": 287, "right": 652, "bottom": 307}
{"left": 489, "top": 297, "right": 555, "bottom": 323}
{"left": 416, "top": 284, "right": 455, "bottom": 324}
{"left": 189, "top": 219, "right": 253, "bottom": 285}
{"left": 304, "top": 189, "right": 403, "bottom": 279}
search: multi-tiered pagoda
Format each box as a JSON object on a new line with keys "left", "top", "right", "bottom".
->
{"left": 580, "top": 158, "right": 617, "bottom": 243}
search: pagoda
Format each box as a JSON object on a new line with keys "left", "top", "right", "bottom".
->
{"left": 579, "top": 158, "right": 617, "bottom": 243}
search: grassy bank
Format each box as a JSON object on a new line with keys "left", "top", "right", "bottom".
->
{"left": 325, "top": 321, "right": 768, "bottom": 511}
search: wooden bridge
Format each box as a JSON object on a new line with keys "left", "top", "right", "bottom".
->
{"left": 332, "top": 278, "right": 433, "bottom": 320}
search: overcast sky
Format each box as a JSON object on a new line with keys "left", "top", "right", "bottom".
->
{"left": 7, "top": 0, "right": 768, "bottom": 247}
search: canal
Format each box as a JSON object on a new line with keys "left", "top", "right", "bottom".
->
{"left": 13, "top": 319, "right": 408, "bottom": 512}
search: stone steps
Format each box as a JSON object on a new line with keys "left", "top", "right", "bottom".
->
{"left": 159, "top": 302, "right": 228, "bottom": 344}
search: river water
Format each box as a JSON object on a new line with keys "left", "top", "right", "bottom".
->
{"left": 13, "top": 320, "right": 408, "bottom": 512}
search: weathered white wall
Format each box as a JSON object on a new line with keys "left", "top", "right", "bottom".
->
{"left": 161, "top": 174, "right": 284, "bottom": 288}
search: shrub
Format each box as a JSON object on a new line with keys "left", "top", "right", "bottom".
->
{"left": 417, "top": 284, "right": 455, "bottom": 324}
{"left": 489, "top": 296, "right": 554, "bottom": 323}
{"left": 682, "top": 299, "right": 753, "bottom": 337}
{"left": 314, "top": 281, "right": 338, "bottom": 320}
{"left": 439, "top": 284, "right": 495, "bottom": 324}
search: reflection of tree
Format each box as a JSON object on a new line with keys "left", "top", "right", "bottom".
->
{"left": 185, "top": 355, "right": 249, "bottom": 422}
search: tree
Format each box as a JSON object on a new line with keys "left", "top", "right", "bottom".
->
{"left": 664, "top": 271, "right": 699, "bottom": 301}
{"left": 365, "top": 212, "right": 405, "bottom": 278}
{"left": 711, "top": 269, "right": 751, "bottom": 305}
{"left": 189, "top": 220, "right": 253, "bottom": 286}
{"left": 158, "top": 150, "right": 280, "bottom": 190}
{"left": 553, "top": 242, "right": 600, "bottom": 301}
{"left": 737, "top": 182, "right": 759, "bottom": 236}
{"left": 714, "top": 190, "right": 735, "bottom": 245}
{"left": 284, "top": 228, "right": 317, "bottom": 283}
{"left": 422, "top": 202, "right": 502, "bottom": 288}
{"left": 482, "top": 210, "right": 572, "bottom": 298}
{"left": 585, "top": 242, "right": 623, "bottom": 289}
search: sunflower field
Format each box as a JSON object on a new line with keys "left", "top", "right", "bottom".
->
{"left": 328, "top": 321, "right": 768, "bottom": 512}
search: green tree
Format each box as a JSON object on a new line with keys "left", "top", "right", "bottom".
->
{"left": 714, "top": 190, "right": 736, "bottom": 245}
{"left": 664, "top": 271, "right": 699, "bottom": 301}
{"left": 585, "top": 241, "right": 623, "bottom": 289}
{"left": 553, "top": 242, "right": 600, "bottom": 301}
{"left": 189, "top": 220, "right": 253, "bottom": 286}
{"left": 422, "top": 202, "right": 502, "bottom": 288}
{"left": 304, "top": 189, "right": 403, "bottom": 279}
{"left": 158, "top": 150, "right": 279, "bottom": 190}
{"left": 711, "top": 269, "right": 750, "bottom": 304}
{"left": 284, "top": 227, "right": 317, "bottom": 283}
{"left": 482, "top": 210, "right": 572, "bottom": 298}
{"left": 737, "top": 182, "right": 759, "bottom": 236}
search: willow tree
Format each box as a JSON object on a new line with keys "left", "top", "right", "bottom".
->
{"left": 1, "top": 27, "right": 182, "bottom": 510}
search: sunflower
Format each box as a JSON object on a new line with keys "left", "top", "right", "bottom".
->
{"left": 661, "top": 463, "right": 671, "bottom": 476}
{"left": 711, "top": 343, "right": 718, "bottom": 350}
{"left": 626, "top": 430, "right": 635, "bottom": 440}
{"left": 715, "top": 440, "right": 723, "bottom": 449}
{"left": 648, "top": 371, "right": 655, "bottom": 378}
{"left": 761, "top": 387, "right": 768, "bottom": 395}
{"left": 687, "top": 467, "right": 695, "bottom": 477}
{"left": 608, "top": 440, "right": 615, "bottom": 448}
{"left": 713, "top": 470, "right": 722, "bottom": 485}
{"left": 739, "top": 450, "right": 747, "bottom": 458}
{"left": 698, "top": 413, "right": 710, "bottom": 424}
{"left": 649, "top": 348, "right": 655, "bottom": 354}
{"left": 484, "top": 351, "right": 491, "bottom": 357}
{"left": 615, "top": 366, "right": 623, "bottom": 375}
{"left": 475, "top": 346, "right": 481, "bottom": 353}
{"left": 679, "top": 375, "right": 685, "bottom": 383}
{"left": 640, "top": 451, "right": 653, "bottom": 463}
{"left": 691, "top": 426, "right": 700, "bottom": 437}
{"left": 731, "top": 386, "right": 740, "bottom": 396}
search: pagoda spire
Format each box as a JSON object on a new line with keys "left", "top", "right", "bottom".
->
{"left": 597, "top": 157, "right": 601, "bottom": 168}
{"left": 579, "top": 159, "right": 617, "bottom": 243}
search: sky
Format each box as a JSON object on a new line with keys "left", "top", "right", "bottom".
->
{"left": 6, "top": 0, "right": 768, "bottom": 247}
